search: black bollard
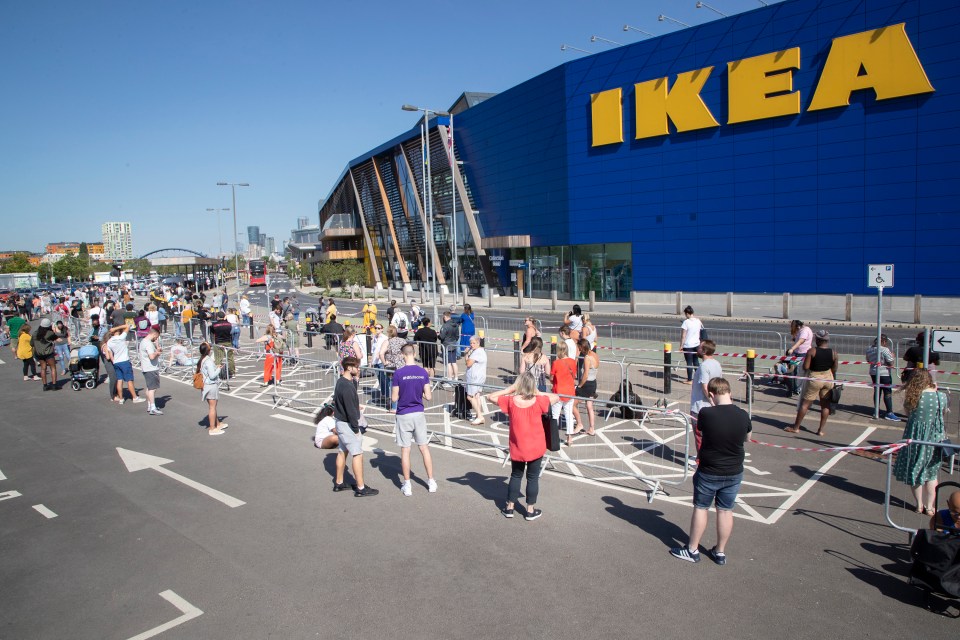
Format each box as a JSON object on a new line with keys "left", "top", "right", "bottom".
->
{"left": 550, "top": 336, "right": 557, "bottom": 365}
{"left": 663, "top": 342, "right": 672, "bottom": 395}
{"left": 513, "top": 332, "right": 521, "bottom": 374}
{"left": 746, "top": 349, "right": 755, "bottom": 415}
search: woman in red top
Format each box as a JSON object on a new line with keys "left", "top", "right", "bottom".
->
{"left": 255, "top": 325, "right": 283, "bottom": 386}
{"left": 489, "top": 371, "right": 559, "bottom": 521}
{"left": 551, "top": 341, "right": 580, "bottom": 445}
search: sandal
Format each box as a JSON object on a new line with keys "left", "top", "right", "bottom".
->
{"left": 783, "top": 427, "right": 800, "bottom": 434}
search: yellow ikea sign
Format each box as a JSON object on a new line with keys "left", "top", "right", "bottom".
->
{"left": 591, "top": 23, "right": 935, "bottom": 146}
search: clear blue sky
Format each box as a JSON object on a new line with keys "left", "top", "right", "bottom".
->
{"left": 0, "top": 0, "right": 777, "bottom": 257}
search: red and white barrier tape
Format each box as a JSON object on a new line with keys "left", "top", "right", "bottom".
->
{"left": 748, "top": 440, "right": 908, "bottom": 454}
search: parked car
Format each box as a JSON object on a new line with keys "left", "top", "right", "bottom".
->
{"left": 0, "top": 289, "right": 12, "bottom": 302}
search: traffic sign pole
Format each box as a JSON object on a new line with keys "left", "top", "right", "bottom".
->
{"left": 874, "top": 286, "right": 882, "bottom": 420}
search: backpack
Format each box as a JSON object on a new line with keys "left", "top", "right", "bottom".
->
{"left": 272, "top": 335, "right": 287, "bottom": 354}
{"left": 397, "top": 316, "right": 407, "bottom": 330}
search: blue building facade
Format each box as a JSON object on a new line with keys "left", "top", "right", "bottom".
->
{"left": 319, "top": 0, "right": 958, "bottom": 299}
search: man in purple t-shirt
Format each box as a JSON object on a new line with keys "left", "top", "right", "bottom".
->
{"left": 391, "top": 343, "right": 437, "bottom": 497}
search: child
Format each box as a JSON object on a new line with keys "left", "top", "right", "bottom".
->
{"left": 313, "top": 404, "right": 340, "bottom": 449}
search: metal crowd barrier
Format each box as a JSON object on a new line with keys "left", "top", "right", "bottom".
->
{"left": 175, "top": 345, "right": 691, "bottom": 498}
{"left": 882, "top": 439, "right": 960, "bottom": 538}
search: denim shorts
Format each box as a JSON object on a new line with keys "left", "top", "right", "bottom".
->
{"left": 113, "top": 360, "right": 134, "bottom": 382}
{"left": 692, "top": 471, "right": 743, "bottom": 511}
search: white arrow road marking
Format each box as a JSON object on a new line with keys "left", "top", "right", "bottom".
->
{"left": 126, "top": 589, "right": 203, "bottom": 640}
{"left": 32, "top": 504, "right": 57, "bottom": 518}
{"left": 0, "top": 466, "right": 6, "bottom": 480}
{"left": 116, "top": 448, "right": 245, "bottom": 508}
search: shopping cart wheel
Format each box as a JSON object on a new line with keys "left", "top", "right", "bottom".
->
{"left": 85, "top": 379, "right": 96, "bottom": 389}
{"left": 71, "top": 381, "right": 81, "bottom": 391}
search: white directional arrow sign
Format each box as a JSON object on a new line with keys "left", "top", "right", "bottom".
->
{"left": 933, "top": 330, "right": 960, "bottom": 355}
{"left": 116, "top": 448, "right": 245, "bottom": 508}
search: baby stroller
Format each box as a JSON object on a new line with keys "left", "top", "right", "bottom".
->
{"left": 305, "top": 308, "right": 320, "bottom": 336}
{"left": 70, "top": 343, "right": 100, "bottom": 390}
{"left": 909, "top": 481, "right": 960, "bottom": 617}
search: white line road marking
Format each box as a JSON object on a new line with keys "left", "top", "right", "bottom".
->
{"left": 126, "top": 589, "right": 203, "bottom": 640}
{"left": 0, "top": 467, "right": 6, "bottom": 480}
{"left": 743, "top": 465, "right": 772, "bottom": 476}
{"left": 0, "top": 490, "right": 22, "bottom": 501}
{"left": 116, "top": 448, "right": 245, "bottom": 508}
{"left": 32, "top": 504, "right": 57, "bottom": 518}
{"left": 764, "top": 426, "right": 876, "bottom": 525}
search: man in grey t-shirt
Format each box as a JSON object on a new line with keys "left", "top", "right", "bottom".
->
{"left": 690, "top": 340, "right": 723, "bottom": 464}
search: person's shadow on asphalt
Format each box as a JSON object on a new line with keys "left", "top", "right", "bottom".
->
{"left": 601, "top": 495, "right": 686, "bottom": 548}
{"left": 369, "top": 449, "right": 405, "bottom": 489}
{"left": 154, "top": 394, "right": 171, "bottom": 410}
{"left": 448, "top": 471, "right": 510, "bottom": 507}
{"left": 322, "top": 451, "right": 354, "bottom": 487}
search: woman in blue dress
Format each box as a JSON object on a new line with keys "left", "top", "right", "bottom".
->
{"left": 458, "top": 303, "right": 476, "bottom": 356}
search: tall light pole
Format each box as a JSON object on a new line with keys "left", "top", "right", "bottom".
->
{"left": 216, "top": 182, "right": 249, "bottom": 308}
{"left": 402, "top": 104, "right": 450, "bottom": 312}
{"left": 207, "top": 207, "right": 229, "bottom": 286}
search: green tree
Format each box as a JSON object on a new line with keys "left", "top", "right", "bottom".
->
{"left": 124, "top": 258, "right": 152, "bottom": 277}
{"left": 312, "top": 262, "right": 338, "bottom": 290}
{"left": 339, "top": 260, "right": 367, "bottom": 288}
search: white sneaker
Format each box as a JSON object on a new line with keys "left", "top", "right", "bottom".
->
{"left": 400, "top": 480, "right": 412, "bottom": 497}
{"left": 208, "top": 428, "right": 225, "bottom": 436}
{"left": 117, "top": 399, "right": 124, "bottom": 405}
{"left": 132, "top": 397, "right": 145, "bottom": 404}
{"left": 427, "top": 478, "right": 438, "bottom": 493}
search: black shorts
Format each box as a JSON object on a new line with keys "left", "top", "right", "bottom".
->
{"left": 577, "top": 380, "right": 597, "bottom": 398}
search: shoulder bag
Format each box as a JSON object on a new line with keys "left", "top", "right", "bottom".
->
{"left": 193, "top": 358, "right": 205, "bottom": 390}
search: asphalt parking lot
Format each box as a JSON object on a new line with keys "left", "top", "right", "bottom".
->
{"left": 1, "top": 319, "right": 958, "bottom": 639}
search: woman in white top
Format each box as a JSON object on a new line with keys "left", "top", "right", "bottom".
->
{"left": 197, "top": 342, "right": 227, "bottom": 435}
{"left": 581, "top": 314, "right": 598, "bottom": 352}
{"left": 679, "top": 305, "right": 703, "bottom": 385}
{"left": 313, "top": 404, "right": 340, "bottom": 449}
{"left": 146, "top": 303, "right": 160, "bottom": 327}
{"left": 564, "top": 304, "right": 584, "bottom": 342}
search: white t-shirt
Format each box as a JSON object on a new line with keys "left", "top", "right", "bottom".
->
{"left": 225, "top": 313, "right": 239, "bottom": 325}
{"left": 564, "top": 338, "right": 579, "bottom": 360}
{"left": 170, "top": 343, "right": 192, "bottom": 366}
{"left": 269, "top": 311, "right": 282, "bottom": 330}
{"left": 691, "top": 358, "right": 723, "bottom": 414}
{"left": 314, "top": 416, "right": 336, "bottom": 446}
{"left": 391, "top": 311, "right": 410, "bottom": 331}
{"left": 567, "top": 314, "right": 584, "bottom": 332}
{"left": 146, "top": 310, "right": 159, "bottom": 325}
{"left": 107, "top": 334, "right": 129, "bottom": 363}
{"left": 240, "top": 299, "right": 251, "bottom": 315}
{"left": 681, "top": 317, "right": 703, "bottom": 349}
{"left": 465, "top": 347, "right": 487, "bottom": 385}
{"left": 139, "top": 338, "right": 159, "bottom": 372}
{"left": 89, "top": 306, "right": 103, "bottom": 323}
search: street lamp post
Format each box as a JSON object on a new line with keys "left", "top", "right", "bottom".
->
{"left": 216, "top": 182, "right": 250, "bottom": 308}
{"left": 207, "top": 207, "right": 230, "bottom": 286}
{"left": 402, "top": 104, "right": 451, "bottom": 315}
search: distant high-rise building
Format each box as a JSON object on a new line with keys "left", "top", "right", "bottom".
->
{"left": 265, "top": 237, "right": 276, "bottom": 256}
{"left": 236, "top": 241, "right": 245, "bottom": 253}
{"left": 259, "top": 233, "right": 266, "bottom": 248}
{"left": 101, "top": 222, "right": 133, "bottom": 260}
{"left": 247, "top": 226, "right": 260, "bottom": 245}
{"left": 297, "top": 217, "right": 310, "bottom": 230}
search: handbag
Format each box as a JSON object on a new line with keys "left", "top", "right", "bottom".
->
{"left": 192, "top": 371, "right": 204, "bottom": 390}
{"left": 830, "top": 383, "right": 843, "bottom": 405}
{"left": 935, "top": 394, "right": 953, "bottom": 463}
{"left": 542, "top": 412, "right": 561, "bottom": 452}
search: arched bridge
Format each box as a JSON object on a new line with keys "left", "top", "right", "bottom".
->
{"left": 139, "top": 248, "right": 209, "bottom": 260}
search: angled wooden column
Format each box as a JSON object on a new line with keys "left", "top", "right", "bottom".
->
{"left": 400, "top": 143, "right": 447, "bottom": 288}
{"left": 372, "top": 158, "right": 410, "bottom": 286}
{"left": 348, "top": 168, "right": 382, "bottom": 288}
{"left": 392, "top": 153, "right": 427, "bottom": 281}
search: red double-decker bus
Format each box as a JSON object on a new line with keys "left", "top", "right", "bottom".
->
{"left": 249, "top": 259, "right": 266, "bottom": 286}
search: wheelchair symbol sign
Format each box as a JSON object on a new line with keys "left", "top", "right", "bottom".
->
{"left": 868, "top": 264, "right": 894, "bottom": 289}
